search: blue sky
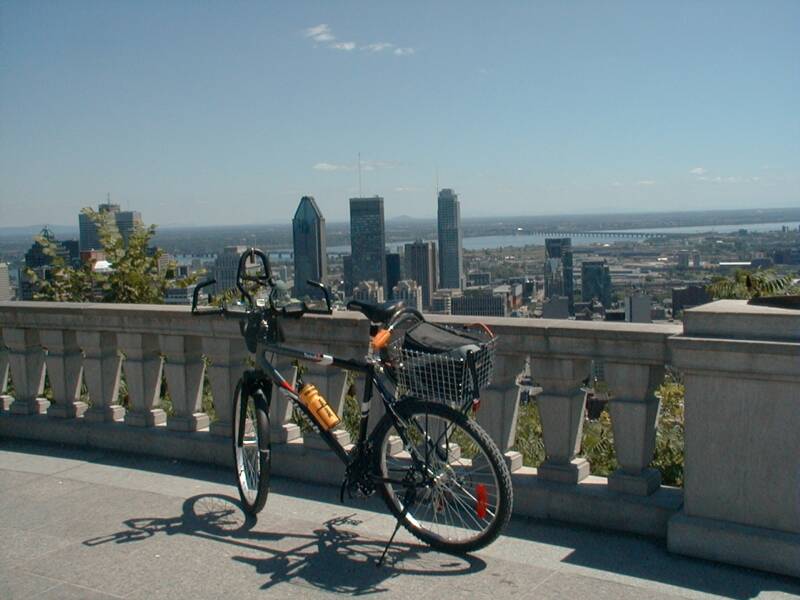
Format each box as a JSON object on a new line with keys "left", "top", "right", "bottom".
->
{"left": 1, "top": 1, "right": 798, "bottom": 227}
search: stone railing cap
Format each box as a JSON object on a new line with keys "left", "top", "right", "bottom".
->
{"left": 683, "top": 300, "right": 800, "bottom": 343}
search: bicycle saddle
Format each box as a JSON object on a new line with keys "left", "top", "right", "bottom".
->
{"left": 347, "top": 299, "right": 406, "bottom": 324}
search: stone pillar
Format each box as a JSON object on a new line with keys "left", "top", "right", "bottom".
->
{"left": 533, "top": 356, "right": 591, "bottom": 483}
{"left": 5, "top": 328, "right": 48, "bottom": 415}
{"left": 118, "top": 333, "right": 165, "bottom": 427}
{"left": 605, "top": 362, "right": 663, "bottom": 495}
{"left": 0, "top": 334, "right": 11, "bottom": 411}
{"left": 160, "top": 335, "right": 209, "bottom": 432}
{"left": 40, "top": 329, "right": 87, "bottom": 419}
{"left": 268, "top": 355, "right": 301, "bottom": 443}
{"left": 78, "top": 331, "right": 124, "bottom": 422}
{"left": 302, "top": 359, "right": 351, "bottom": 449}
{"left": 203, "top": 337, "right": 248, "bottom": 437}
{"left": 474, "top": 352, "right": 526, "bottom": 471}
{"left": 668, "top": 300, "right": 800, "bottom": 578}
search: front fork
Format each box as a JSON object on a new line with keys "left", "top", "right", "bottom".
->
{"left": 237, "top": 370, "right": 272, "bottom": 447}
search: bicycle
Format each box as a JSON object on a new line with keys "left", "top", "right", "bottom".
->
{"left": 191, "top": 248, "right": 513, "bottom": 560}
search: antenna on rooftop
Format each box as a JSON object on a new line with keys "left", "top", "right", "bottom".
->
{"left": 435, "top": 167, "right": 439, "bottom": 196}
{"left": 358, "top": 152, "right": 363, "bottom": 198}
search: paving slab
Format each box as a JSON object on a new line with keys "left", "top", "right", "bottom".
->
{"left": 1, "top": 438, "right": 799, "bottom": 600}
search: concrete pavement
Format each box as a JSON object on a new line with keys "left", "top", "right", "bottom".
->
{"left": 1, "top": 438, "right": 798, "bottom": 599}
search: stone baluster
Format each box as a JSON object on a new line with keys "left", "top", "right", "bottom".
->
{"left": 78, "top": 331, "right": 124, "bottom": 422}
{"left": 533, "top": 356, "right": 592, "bottom": 483}
{"left": 118, "top": 333, "right": 165, "bottom": 427}
{"left": 0, "top": 333, "right": 11, "bottom": 411}
{"left": 268, "top": 354, "right": 301, "bottom": 443}
{"left": 203, "top": 337, "right": 249, "bottom": 437}
{"left": 475, "top": 352, "right": 526, "bottom": 471}
{"left": 605, "top": 361, "right": 664, "bottom": 495}
{"left": 5, "top": 328, "right": 48, "bottom": 415}
{"left": 40, "top": 329, "right": 86, "bottom": 419}
{"left": 160, "top": 334, "right": 209, "bottom": 432}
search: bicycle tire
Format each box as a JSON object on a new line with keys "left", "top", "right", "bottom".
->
{"left": 232, "top": 379, "right": 271, "bottom": 514}
{"left": 372, "top": 399, "right": 512, "bottom": 553}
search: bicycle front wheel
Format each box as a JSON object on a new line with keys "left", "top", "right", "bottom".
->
{"left": 232, "top": 380, "right": 271, "bottom": 514}
{"left": 372, "top": 400, "right": 512, "bottom": 553}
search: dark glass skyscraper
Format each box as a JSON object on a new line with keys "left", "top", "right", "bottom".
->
{"left": 385, "top": 252, "right": 401, "bottom": 296}
{"left": 437, "top": 188, "right": 463, "bottom": 289}
{"left": 292, "top": 196, "right": 327, "bottom": 298}
{"left": 581, "top": 259, "right": 612, "bottom": 308}
{"left": 544, "top": 238, "right": 574, "bottom": 315}
{"left": 349, "top": 196, "right": 386, "bottom": 290}
{"left": 404, "top": 239, "right": 437, "bottom": 309}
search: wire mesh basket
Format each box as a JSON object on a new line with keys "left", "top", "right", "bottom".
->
{"left": 392, "top": 327, "right": 497, "bottom": 409}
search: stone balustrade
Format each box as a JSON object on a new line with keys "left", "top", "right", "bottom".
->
{"left": 1, "top": 299, "right": 797, "bottom": 577}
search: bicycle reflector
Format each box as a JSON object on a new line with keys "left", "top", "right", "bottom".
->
{"left": 476, "top": 483, "right": 488, "bottom": 519}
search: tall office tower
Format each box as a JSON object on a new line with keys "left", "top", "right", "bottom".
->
{"left": 213, "top": 246, "right": 248, "bottom": 294}
{"left": 437, "top": 188, "right": 464, "bottom": 289}
{"left": 79, "top": 203, "right": 120, "bottom": 252}
{"left": 342, "top": 255, "right": 354, "bottom": 296}
{"left": 386, "top": 252, "right": 401, "bottom": 295}
{"left": 349, "top": 196, "right": 386, "bottom": 289}
{"left": 581, "top": 259, "right": 613, "bottom": 308}
{"left": 544, "top": 238, "right": 574, "bottom": 315}
{"left": 115, "top": 210, "right": 143, "bottom": 247}
{"left": 292, "top": 196, "right": 327, "bottom": 298}
{"left": 404, "top": 240, "right": 437, "bottom": 309}
{"left": 0, "top": 263, "right": 12, "bottom": 301}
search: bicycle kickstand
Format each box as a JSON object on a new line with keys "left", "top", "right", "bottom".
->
{"left": 376, "top": 488, "right": 415, "bottom": 568}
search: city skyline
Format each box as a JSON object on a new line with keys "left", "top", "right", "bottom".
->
{"left": 1, "top": 2, "right": 798, "bottom": 228}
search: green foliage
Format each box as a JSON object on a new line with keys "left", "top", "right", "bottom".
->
{"left": 580, "top": 408, "right": 618, "bottom": 476}
{"left": 25, "top": 208, "right": 197, "bottom": 304}
{"left": 511, "top": 401, "right": 545, "bottom": 466}
{"left": 24, "top": 237, "right": 95, "bottom": 302}
{"left": 652, "top": 379, "right": 685, "bottom": 486}
{"left": 707, "top": 268, "right": 794, "bottom": 300}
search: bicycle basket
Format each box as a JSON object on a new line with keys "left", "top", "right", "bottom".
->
{"left": 392, "top": 322, "right": 497, "bottom": 409}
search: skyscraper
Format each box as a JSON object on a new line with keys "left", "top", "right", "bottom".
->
{"left": 115, "top": 210, "right": 143, "bottom": 246}
{"left": 544, "top": 238, "right": 574, "bottom": 315}
{"left": 349, "top": 196, "right": 386, "bottom": 290}
{"left": 581, "top": 259, "right": 612, "bottom": 308}
{"left": 79, "top": 202, "right": 142, "bottom": 251}
{"left": 437, "top": 188, "right": 463, "bottom": 289}
{"left": 79, "top": 203, "right": 119, "bottom": 252}
{"left": 292, "top": 196, "right": 327, "bottom": 298}
{"left": 385, "top": 252, "right": 401, "bottom": 295}
{"left": 213, "top": 246, "right": 248, "bottom": 295}
{"left": 404, "top": 240, "right": 437, "bottom": 309}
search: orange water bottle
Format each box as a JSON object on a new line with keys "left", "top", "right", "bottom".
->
{"left": 298, "top": 384, "right": 340, "bottom": 431}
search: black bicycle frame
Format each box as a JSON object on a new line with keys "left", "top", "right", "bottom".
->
{"left": 245, "top": 338, "right": 398, "bottom": 468}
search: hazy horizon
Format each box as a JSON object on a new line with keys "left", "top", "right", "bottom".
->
{"left": 1, "top": 2, "right": 798, "bottom": 227}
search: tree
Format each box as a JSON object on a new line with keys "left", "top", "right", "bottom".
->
{"left": 25, "top": 208, "right": 195, "bottom": 303}
{"left": 706, "top": 268, "right": 795, "bottom": 300}
{"left": 24, "top": 242, "right": 95, "bottom": 302}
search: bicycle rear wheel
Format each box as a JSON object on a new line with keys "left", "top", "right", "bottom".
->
{"left": 232, "top": 380, "right": 271, "bottom": 514}
{"left": 372, "top": 400, "right": 512, "bottom": 553}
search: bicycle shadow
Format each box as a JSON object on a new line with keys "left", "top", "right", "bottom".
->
{"left": 83, "top": 493, "right": 486, "bottom": 595}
